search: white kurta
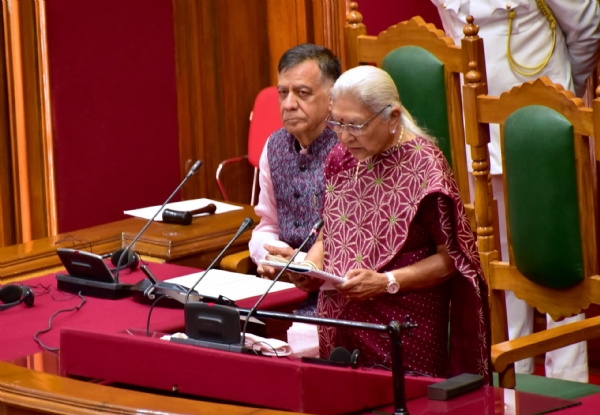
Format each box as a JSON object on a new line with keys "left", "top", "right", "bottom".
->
{"left": 432, "top": 0, "right": 600, "bottom": 382}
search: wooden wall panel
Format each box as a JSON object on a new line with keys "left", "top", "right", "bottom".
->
{"left": 0, "top": 0, "right": 358, "bottom": 241}
{"left": 173, "top": 0, "right": 271, "bottom": 203}
{"left": 265, "top": 0, "right": 309, "bottom": 85}
{"left": 0, "top": 7, "right": 15, "bottom": 246}
{"left": 264, "top": 0, "right": 348, "bottom": 84}
{"left": 173, "top": 0, "right": 352, "bottom": 203}
{"left": 0, "top": 0, "right": 56, "bottom": 244}
{"left": 312, "top": 0, "right": 348, "bottom": 69}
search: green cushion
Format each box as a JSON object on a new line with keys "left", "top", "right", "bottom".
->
{"left": 493, "top": 373, "right": 600, "bottom": 400}
{"left": 382, "top": 46, "right": 452, "bottom": 168}
{"left": 504, "top": 106, "right": 584, "bottom": 289}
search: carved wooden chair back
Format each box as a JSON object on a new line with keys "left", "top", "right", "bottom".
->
{"left": 345, "top": 6, "right": 487, "bottom": 207}
{"left": 464, "top": 63, "right": 600, "bottom": 388}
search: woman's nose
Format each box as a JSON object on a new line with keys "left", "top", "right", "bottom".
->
{"left": 338, "top": 125, "right": 352, "bottom": 143}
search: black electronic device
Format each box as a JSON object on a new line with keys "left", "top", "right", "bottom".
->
{"left": 301, "top": 346, "right": 360, "bottom": 369}
{"left": 55, "top": 248, "right": 134, "bottom": 299}
{"left": 427, "top": 373, "right": 484, "bottom": 401}
{"left": 110, "top": 249, "right": 139, "bottom": 272}
{"left": 130, "top": 267, "right": 219, "bottom": 309}
{"left": 177, "top": 302, "right": 244, "bottom": 351}
{"left": 0, "top": 284, "right": 34, "bottom": 311}
{"left": 56, "top": 160, "right": 203, "bottom": 299}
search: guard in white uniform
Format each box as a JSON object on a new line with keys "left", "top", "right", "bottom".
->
{"left": 431, "top": 0, "right": 600, "bottom": 381}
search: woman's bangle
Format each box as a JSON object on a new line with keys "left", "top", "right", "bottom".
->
{"left": 301, "top": 260, "right": 319, "bottom": 270}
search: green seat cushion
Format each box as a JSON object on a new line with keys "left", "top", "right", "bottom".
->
{"left": 493, "top": 373, "right": 600, "bottom": 400}
{"left": 382, "top": 46, "right": 452, "bottom": 168}
{"left": 504, "top": 106, "right": 584, "bottom": 289}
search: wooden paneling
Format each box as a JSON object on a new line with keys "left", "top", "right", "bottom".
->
{"left": 0, "top": 204, "right": 258, "bottom": 284}
{"left": 0, "top": 7, "right": 15, "bottom": 247}
{"left": 173, "top": 0, "right": 351, "bottom": 205}
{"left": 0, "top": 0, "right": 353, "bottom": 243}
{"left": 312, "top": 0, "right": 348, "bottom": 69}
{"left": 266, "top": 0, "right": 309, "bottom": 85}
{"left": 173, "top": 0, "right": 271, "bottom": 203}
{"left": 265, "top": 0, "right": 348, "bottom": 85}
{"left": 0, "top": 0, "right": 56, "bottom": 244}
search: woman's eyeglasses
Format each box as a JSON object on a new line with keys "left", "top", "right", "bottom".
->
{"left": 326, "top": 104, "right": 391, "bottom": 136}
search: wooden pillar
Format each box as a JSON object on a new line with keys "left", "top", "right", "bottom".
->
{"left": 0, "top": 0, "right": 57, "bottom": 245}
{"left": 343, "top": 1, "right": 366, "bottom": 69}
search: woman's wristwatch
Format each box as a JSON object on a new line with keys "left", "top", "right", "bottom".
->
{"left": 385, "top": 272, "right": 400, "bottom": 294}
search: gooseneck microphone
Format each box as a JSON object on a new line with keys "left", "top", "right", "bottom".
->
{"left": 183, "top": 217, "right": 255, "bottom": 303}
{"left": 114, "top": 160, "right": 203, "bottom": 283}
{"left": 240, "top": 219, "right": 323, "bottom": 347}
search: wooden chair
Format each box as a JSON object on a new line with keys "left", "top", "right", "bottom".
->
{"left": 464, "top": 62, "right": 600, "bottom": 390}
{"left": 344, "top": 4, "right": 487, "bottom": 207}
{"left": 217, "top": 86, "right": 281, "bottom": 274}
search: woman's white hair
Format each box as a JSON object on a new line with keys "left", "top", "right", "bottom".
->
{"left": 331, "top": 65, "right": 434, "bottom": 141}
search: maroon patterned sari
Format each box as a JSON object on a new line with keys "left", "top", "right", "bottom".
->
{"left": 318, "top": 137, "right": 490, "bottom": 381}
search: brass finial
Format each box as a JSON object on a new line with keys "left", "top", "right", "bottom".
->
{"left": 465, "top": 61, "right": 481, "bottom": 83}
{"left": 463, "top": 15, "right": 479, "bottom": 37}
{"left": 346, "top": 2, "right": 363, "bottom": 25}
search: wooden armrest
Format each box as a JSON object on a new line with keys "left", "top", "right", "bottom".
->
{"left": 220, "top": 250, "right": 256, "bottom": 274}
{"left": 492, "top": 315, "right": 600, "bottom": 372}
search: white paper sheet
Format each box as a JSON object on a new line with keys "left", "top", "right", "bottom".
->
{"left": 165, "top": 269, "right": 295, "bottom": 301}
{"left": 124, "top": 198, "right": 242, "bottom": 221}
{"left": 259, "top": 260, "right": 346, "bottom": 284}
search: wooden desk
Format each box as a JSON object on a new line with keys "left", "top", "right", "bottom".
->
{"left": 122, "top": 204, "right": 258, "bottom": 270}
{"left": 0, "top": 204, "right": 258, "bottom": 284}
{"left": 0, "top": 359, "right": 300, "bottom": 415}
{"left": 6, "top": 352, "right": 596, "bottom": 415}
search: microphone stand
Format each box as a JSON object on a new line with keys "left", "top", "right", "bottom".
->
{"left": 240, "top": 219, "right": 323, "bottom": 347}
{"left": 137, "top": 217, "right": 254, "bottom": 307}
{"left": 114, "top": 160, "right": 202, "bottom": 284}
{"left": 237, "top": 308, "right": 416, "bottom": 415}
{"left": 57, "top": 161, "right": 202, "bottom": 299}
{"left": 183, "top": 217, "right": 254, "bottom": 303}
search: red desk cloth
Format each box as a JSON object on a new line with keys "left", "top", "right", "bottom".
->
{"left": 1, "top": 263, "right": 307, "bottom": 361}
{"left": 61, "top": 327, "right": 589, "bottom": 415}
{"left": 60, "top": 327, "right": 437, "bottom": 414}
{"left": 564, "top": 393, "right": 600, "bottom": 414}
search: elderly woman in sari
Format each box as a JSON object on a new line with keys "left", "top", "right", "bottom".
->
{"left": 290, "top": 66, "right": 490, "bottom": 380}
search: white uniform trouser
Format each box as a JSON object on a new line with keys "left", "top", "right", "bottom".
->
{"left": 472, "top": 174, "right": 588, "bottom": 381}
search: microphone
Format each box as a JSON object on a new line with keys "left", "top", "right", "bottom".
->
{"left": 134, "top": 216, "right": 253, "bottom": 306}
{"left": 162, "top": 203, "right": 217, "bottom": 225}
{"left": 240, "top": 219, "right": 323, "bottom": 347}
{"left": 183, "top": 217, "right": 255, "bottom": 303}
{"left": 114, "top": 160, "right": 203, "bottom": 283}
